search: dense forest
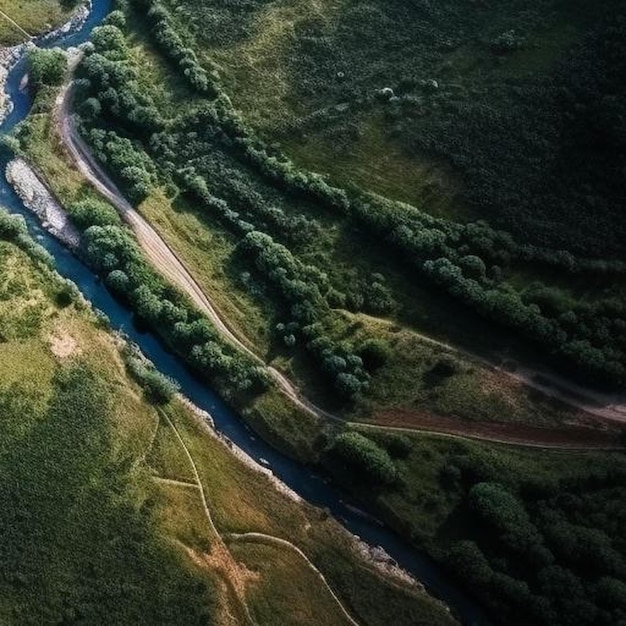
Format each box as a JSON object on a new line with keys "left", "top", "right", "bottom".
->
{"left": 327, "top": 429, "right": 626, "bottom": 626}
{"left": 69, "top": 4, "right": 626, "bottom": 395}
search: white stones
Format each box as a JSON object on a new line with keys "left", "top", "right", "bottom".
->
{"left": 6, "top": 158, "right": 80, "bottom": 248}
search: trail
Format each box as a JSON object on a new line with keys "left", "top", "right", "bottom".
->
{"left": 55, "top": 63, "right": 339, "bottom": 426}
{"left": 349, "top": 313, "right": 626, "bottom": 425}
{"left": 161, "top": 410, "right": 360, "bottom": 626}
{"left": 158, "top": 410, "right": 256, "bottom": 626}
{"left": 0, "top": 10, "right": 31, "bottom": 40}
{"left": 356, "top": 422, "right": 625, "bottom": 452}
{"left": 153, "top": 476, "right": 199, "bottom": 488}
{"left": 226, "top": 532, "right": 361, "bottom": 626}
{"left": 53, "top": 61, "right": 626, "bottom": 447}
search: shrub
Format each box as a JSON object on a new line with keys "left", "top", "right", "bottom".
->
{"left": 68, "top": 199, "right": 121, "bottom": 230}
{"left": 329, "top": 431, "right": 397, "bottom": 485}
{"left": 358, "top": 338, "right": 390, "bottom": 371}
{"left": 125, "top": 352, "right": 179, "bottom": 404}
{"left": 27, "top": 48, "right": 67, "bottom": 89}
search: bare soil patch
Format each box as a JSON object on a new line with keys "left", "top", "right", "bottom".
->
{"left": 48, "top": 331, "right": 80, "bottom": 359}
{"left": 370, "top": 408, "right": 625, "bottom": 449}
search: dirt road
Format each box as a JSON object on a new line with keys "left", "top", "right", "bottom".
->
{"left": 56, "top": 70, "right": 338, "bottom": 425}
{"left": 54, "top": 61, "right": 626, "bottom": 445}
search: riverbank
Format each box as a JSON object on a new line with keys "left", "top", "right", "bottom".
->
{"left": 0, "top": 0, "right": 91, "bottom": 123}
{"left": 0, "top": 43, "right": 27, "bottom": 122}
{"left": 181, "top": 394, "right": 425, "bottom": 592}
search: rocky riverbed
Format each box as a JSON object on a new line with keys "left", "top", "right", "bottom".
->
{"left": 6, "top": 158, "right": 80, "bottom": 248}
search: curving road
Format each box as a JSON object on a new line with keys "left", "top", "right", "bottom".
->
{"left": 54, "top": 62, "right": 626, "bottom": 445}
{"left": 55, "top": 66, "right": 339, "bottom": 426}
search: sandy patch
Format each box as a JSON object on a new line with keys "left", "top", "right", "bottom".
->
{"left": 48, "top": 331, "right": 81, "bottom": 359}
{"left": 184, "top": 542, "right": 259, "bottom": 624}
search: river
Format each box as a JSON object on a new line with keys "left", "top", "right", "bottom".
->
{"left": 0, "top": 3, "right": 488, "bottom": 624}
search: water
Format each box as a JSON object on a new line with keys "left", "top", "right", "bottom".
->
{"left": 0, "top": 3, "right": 489, "bottom": 624}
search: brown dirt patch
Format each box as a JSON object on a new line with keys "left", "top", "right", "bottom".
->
{"left": 370, "top": 408, "right": 625, "bottom": 449}
{"left": 48, "top": 331, "right": 81, "bottom": 359}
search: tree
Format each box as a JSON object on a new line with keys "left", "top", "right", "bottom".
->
{"left": 329, "top": 432, "right": 397, "bottom": 485}
{"left": 28, "top": 48, "right": 67, "bottom": 89}
{"left": 106, "top": 269, "right": 130, "bottom": 294}
{"left": 69, "top": 199, "right": 121, "bottom": 230}
{"left": 447, "top": 540, "right": 493, "bottom": 586}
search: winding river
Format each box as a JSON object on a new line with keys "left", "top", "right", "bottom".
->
{"left": 0, "top": 3, "right": 488, "bottom": 624}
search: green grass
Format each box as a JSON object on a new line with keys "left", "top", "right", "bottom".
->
{"left": 138, "top": 189, "right": 273, "bottom": 355}
{"left": 0, "top": 241, "right": 216, "bottom": 624}
{"left": 0, "top": 230, "right": 459, "bottom": 624}
{"left": 161, "top": 400, "right": 457, "bottom": 626}
{"left": 228, "top": 541, "right": 353, "bottom": 626}
{"left": 163, "top": 0, "right": 626, "bottom": 257}
{"left": 146, "top": 412, "right": 197, "bottom": 482}
{"left": 0, "top": 0, "right": 80, "bottom": 44}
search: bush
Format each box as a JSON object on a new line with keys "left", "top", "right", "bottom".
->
{"left": 329, "top": 431, "right": 397, "bottom": 485}
{"left": 27, "top": 48, "right": 67, "bottom": 89}
{"left": 68, "top": 199, "right": 121, "bottom": 230}
{"left": 124, "top": 350, "right": 179, "bottom": 404}
{"left": 358, "top": 338, "right": 390, "bottom": 371}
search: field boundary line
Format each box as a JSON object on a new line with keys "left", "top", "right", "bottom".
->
{"left": 0, "top": 9, "right": 31, "bottom": 39}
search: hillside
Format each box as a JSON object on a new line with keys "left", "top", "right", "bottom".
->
{"left": 2, "top": 0, "right": 625, "bottom": 625}
{"left": 0, "top": 211, "right": 453, "bottom": 624}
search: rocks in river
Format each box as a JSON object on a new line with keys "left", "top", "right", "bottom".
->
{"left": 0, "top": 44, "right": 28, "bottom": 124}
{"left": 6, "top": 158, "right": 80, "bottom": 248}
{"left": 38, "top": 1, "right": 92, "bottom": 45}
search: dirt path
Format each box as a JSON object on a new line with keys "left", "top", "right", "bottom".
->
{"left": 353, "top": 312, "right": 626, "bottom": 425}
{"left": 56, "top": 65, "right": 340, "bottom": 427}
{"left": 159, "top": 410, "right": 256, "bottom": 626}
{"left": 161, "top": 409, "right": 359, "bottom": 626}
{"left": 361, "top": 411, "right": 626, "bottom": 451}
{"left": 153, "top": 476, "right": 199, "bottom": 489}
{"left": 54, "top": 60, "right": 626, "bottom": 449}
{"left": 226, "top": 532, "right": 361, "bottom": 626}
{"left": 0, "top": 10, "right": 31, "bottom": 40}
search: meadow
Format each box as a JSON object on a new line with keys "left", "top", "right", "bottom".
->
{"left": 0, "top": 213, "right": 454, "bottom": 624}
{"left": 0, "top": 227, "right": 216, "bottom": 623}
{"left": 0, "top": 0, "right": 81, "bottom": 44}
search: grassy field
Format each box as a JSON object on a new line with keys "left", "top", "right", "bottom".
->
{"left": 0, "top": 237, "right": 217, "bottom": 623}
{"left": 162, "top": 0, "right": 626, "bottom": 258}
{"left": 0, "top": 223, "right": 458, "bottom": 624}
{"left": 0, "top": 0, "right": 81, "bottom": 45}
{"left": 159, "top": 399, "right": 458, "bottom": 626}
